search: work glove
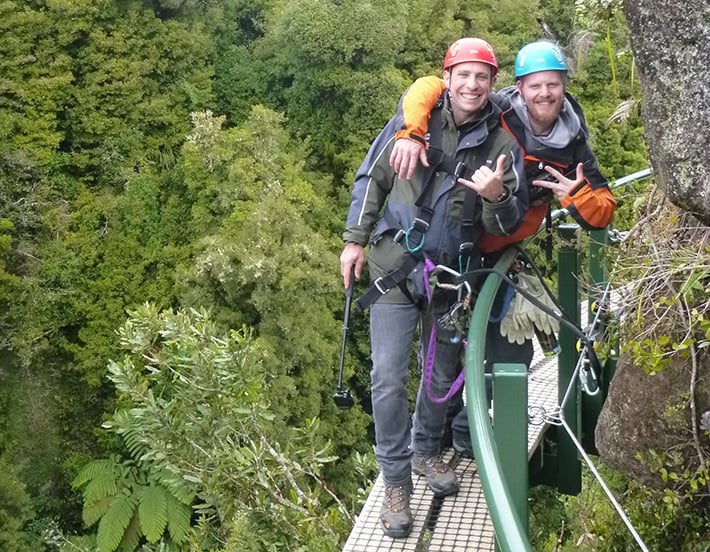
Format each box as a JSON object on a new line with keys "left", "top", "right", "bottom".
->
{"left": 499, "top": 272, "right": 559, "bottom": 345}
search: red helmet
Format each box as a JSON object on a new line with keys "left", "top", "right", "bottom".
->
{"left": 443, "top": 38, "right": 498, "bottom": 75}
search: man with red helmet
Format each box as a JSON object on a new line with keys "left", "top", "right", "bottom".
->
{"left": 340, "top": 37, "right": 528, "bottom": 538}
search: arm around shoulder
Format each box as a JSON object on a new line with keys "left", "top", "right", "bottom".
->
{"left": 394, "top": 75, "right": 446, "bottom": 143}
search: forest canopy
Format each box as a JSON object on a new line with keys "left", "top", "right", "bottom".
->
{"left": 3, "top": 0, "right": 693, "bottom": 550}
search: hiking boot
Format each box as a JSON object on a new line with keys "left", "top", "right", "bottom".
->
{"left": 412, "top": 455, "right": 459, "bottom": 497}
{"left": 380, "top": 482, "right": 413, "bottom": 538}
{"left": 453, "top": 434, "right": 475, "bottom": 459}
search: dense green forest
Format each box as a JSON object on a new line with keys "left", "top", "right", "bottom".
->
{"left": 1, "top": 0, "right": 686, "bottom": 550}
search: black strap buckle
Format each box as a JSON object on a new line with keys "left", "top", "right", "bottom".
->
{"left": 459, "top": 242, "right": 474, "bottom": 253}
{"left": 373, "top": 277, "right": 391, "bottom": 295}
{"left": 411, "top": 217, "right": 430, "bottom": 233}
{"left": 453, "top": 161, "right": 467, "bottom": 179}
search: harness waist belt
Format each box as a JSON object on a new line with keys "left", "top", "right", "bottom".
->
{"left": 355, "top": 254, "right": 420, "bottom": 312}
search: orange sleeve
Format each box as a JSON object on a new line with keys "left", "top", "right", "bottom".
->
{"left": 560, "top": 180, "right": 617, "bottom": 230}
{"left": 479, "top": 204, "right": 549, "bottom": 253}
{"left": 394, "top": 76, "right": 446, "bottom": 144}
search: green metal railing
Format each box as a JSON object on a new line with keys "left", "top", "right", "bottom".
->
{"left": 463, "top": 246, "right": 531, "bottom": 552}
{"left": 462, "top": 167, "right": 653, "bottom": 550}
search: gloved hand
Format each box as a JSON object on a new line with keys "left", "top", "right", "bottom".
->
{"left": 499, "top": 272, "right": 559, "bottom": 344}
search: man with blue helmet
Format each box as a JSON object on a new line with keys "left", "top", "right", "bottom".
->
{"left": 389, "top": 40, "right": 616, "bottom": 457}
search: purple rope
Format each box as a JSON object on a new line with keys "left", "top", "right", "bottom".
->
{"left": 423, "top": 323, "right": 466, "bottom": 403}
{"left": 421, "top": 259, "right": 465, "bottom": 404}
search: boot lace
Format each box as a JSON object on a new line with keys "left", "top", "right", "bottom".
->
{"left": 384, "top": 484, "right": 409, "bottom": 513}
{"left": 419, "top": 455, "right": 449, "bottom": 474}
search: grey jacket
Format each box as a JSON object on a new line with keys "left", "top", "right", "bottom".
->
{"left": 344, "top": 95, "right": 528, "bottom": 302}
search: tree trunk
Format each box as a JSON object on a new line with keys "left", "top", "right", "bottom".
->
{"left": 624, "top": 0, "right": 710, "bottom": 223}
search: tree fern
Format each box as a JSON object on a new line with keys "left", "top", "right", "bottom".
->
{"left": 97, "top": 495, "right": 138, "bottom": 552}
{"left": 138, "top": 484, "right": 168, "bottom": 543}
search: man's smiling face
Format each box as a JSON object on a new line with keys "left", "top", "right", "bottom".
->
{"left": 444, "top": 61, "right": 494, "bottom": 126}
{"left": 517, "top": 70, "right": 565, "bottom": 135}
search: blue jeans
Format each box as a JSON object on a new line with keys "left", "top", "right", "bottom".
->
{"left": 370, "top": 298, "right": 463, "bottom": 486}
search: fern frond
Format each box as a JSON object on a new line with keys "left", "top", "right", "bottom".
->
{"left": 118, "top": 508, "right": 142, "bottom": 552}
{"left": 138, "top": 484, "right": 168, "bottom": 543}
{"left": 97, "top": 495, "right": 137, "bottom": 552}
{"left": 73, "top": 459, "right": 118, "bottom": 489}
{"left": 153, "top": 467, "right": 195, "bottom": 504}
{"left": 84, "top": 475, "right": 119, "bottom": 505}
{"left": 165, "top": 491, "right": 192, "bottom": 544}
{"left": 121, "top": 427, "right": 148, "bottom": 459}
{"left": 83, "top": 495, "right": 113, "bottom": 527}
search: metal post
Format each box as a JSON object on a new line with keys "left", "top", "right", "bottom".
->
{"left": 582, "top": 228, "right": 609, "bottom": 454}
{"left": 492, "top": 362, "right": 529, "bottom": 533}
{"left": 465, "top": 247, "right": 532, "bottom": 552}
{"left": 557, "top": 223, "right": 582, "bottom": 495}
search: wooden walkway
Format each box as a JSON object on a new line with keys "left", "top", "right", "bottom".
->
{"left": 342, "top": 345, "right": 559, "bottom": 551}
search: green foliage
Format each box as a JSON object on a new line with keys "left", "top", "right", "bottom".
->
{"left": 0, "top": 0, "right": 214, "bottom": 181}
{"left": 176, "top": 106, "right": 370, "bottom": 451}
{"left": 0, "top": 0, "right": 683, "bottom": 549}
{"left": 138, "top": 485, "right": 168, "bottom": 543}
{"left": 531, "top": 462, "right": 710, "bottom": 551}
{"left": 242, "top": 0, "right": 415, "bottom": 177}
{"left": 641, "top": 449, "right": 710, "bottom": 499}
{"left": 350, "top": 450, "right": 380, "bottom": 510}
{"left": 0, "top": 1, "right": 73, "bottom": 165}
{"left": 0, "top": 219, "right": 19, "bottom": 349}
{"left": 73, "top": 456, "right": 193, "bottom": 551}
{"left": 528, "top": 485, "right": 568, "bottom": 550}
{"left": 626, "top": 334, "right": 674, "bottom": 374}
{"left": 394, "top": 0, "right": 465, "bottom": 76}
{"left": 56, "top": 1, "right": 214, "bottom": 184}
{"left": 616, "top": 232, "right": 710, "bottom": 375}
{"left": 0, "top": 456, "right": 36, "bottom": 552}
{"left": 98, "top": 495, "right": 137, "bottom": 552}
{"left": 97, "top": 304, "right": 352, "bottom": 549}
{"left": 0, "top": 2, "right": 221, "bottom": 537}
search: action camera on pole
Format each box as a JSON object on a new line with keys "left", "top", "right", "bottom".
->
{"left": 333, "top": 267, "right": 356, "bottom": 410}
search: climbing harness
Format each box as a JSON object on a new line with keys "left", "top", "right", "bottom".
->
{"left": 431, "top": 264, "right": 474, "bottom": 344}
{"left": 421, "top": 264, "right": 475, "bottom": 404}
{"left": 355, "top": 104, "right": 492, "bottom": 312}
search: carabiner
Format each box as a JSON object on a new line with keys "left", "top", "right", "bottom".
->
{"left": 404, "top": 226, "right": 425, "bottom": 253}
{"left": 579, "top": 356, "right": 600, "bottom": 396}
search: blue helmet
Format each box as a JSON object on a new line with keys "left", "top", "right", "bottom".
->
{"left": 514, "top": 41, "right": 567, "bottom": 78}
